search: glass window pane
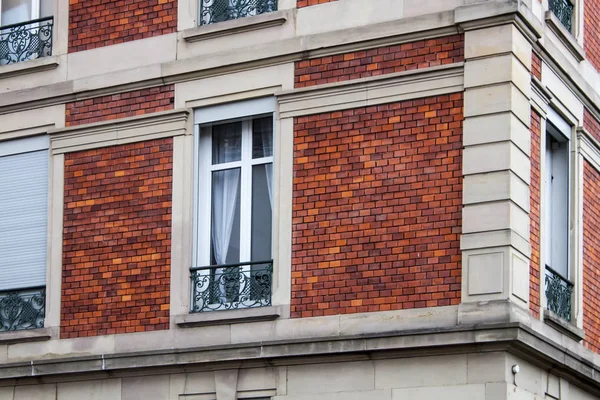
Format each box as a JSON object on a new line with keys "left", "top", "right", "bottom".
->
{"left": 211, "top": 168, "right": 240, "bottom": 265}
{"left": 1, "top": 0, "right": 32, "bottom": 25}
{"left": 251, "top": 164, "right": 272, "bottom": 262}
{"left": 252, "top": 117, "right": 273, "bottom": 159}
{"left": 212, "top": 122, "right": 242, "bottom": 165}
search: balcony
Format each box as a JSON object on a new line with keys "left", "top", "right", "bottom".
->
{"left": 0, "top": 286, "right": 45, "bottom": 331}
{"left": 199, "top": 0, "right": 277, "bottom": 25}
{"left": 0, "top": 17, "right": 53, "bottom": 66}
{"left": 545, "top": 266, "right": 573, "bottom": 322}
{"left": 191, "top": 260, "right": 273, "bottom": 312}
{"left": 549, "top": 0, "right": 574, "bottom": 33}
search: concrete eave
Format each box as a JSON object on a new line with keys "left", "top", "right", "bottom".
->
{"left": 0, "top": 322, "right": 599, "bottom": 396}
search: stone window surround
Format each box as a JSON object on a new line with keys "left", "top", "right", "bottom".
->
{"left": 534, "top": 99, "right": 587, "bottom": 339}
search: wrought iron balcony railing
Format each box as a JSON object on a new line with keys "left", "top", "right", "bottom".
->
{"left": 199, "top": 0, "right": 278, "bottom": 25}
{"left": 191, "top": 260, "right": 273, "bottom": 312}
{"left": 545, "top": 266, "right": 573, "bottom": 322}
{"left": 549, "top": 0, "right": 574, "bottom": 33}
{"left": 0, "top": 286, "right": 45, "bottom": 331}
{"left": 0, "top": 17, "right": 53, "bottom": 66}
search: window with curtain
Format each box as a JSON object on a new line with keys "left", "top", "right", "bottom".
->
{"left": 192, "top": 111, "right": 274, "bottom": 312}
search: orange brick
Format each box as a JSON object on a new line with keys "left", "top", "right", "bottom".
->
{"left": 61, "top": 138, "right": 173, "bottom": 339}
{"left": 65, "top": 86, "right": 174, "bottom": 127}
{"left": 294, "top": 35, "right": 464, "bottom": 88}
{"left": 291, "top": 93, "right": 463, "bottom": 318}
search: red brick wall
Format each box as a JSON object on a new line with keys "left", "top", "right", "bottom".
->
{"left": 584, "top": 108, "right": 600, "bottom": 143}
{"left": 68, "top": 0, "right": 177, "bottom": 53}
{"left": 61, "top": 139, "right": 173, "bottom": 338}
{"left": 291, "top": 93, "right": 463, "bottom": 318}
{"left": 583, "top": 161, "right": 600, "bottom": 353}
{"left": 530, "top": 110, "right": 541, "bottom": 318}
{"left": 66, "top": 86, "right": 174, "bottom": 127}
{"left": 294, "top": 35, "right": 464, "bottom": 88}
{"left": 297, "top": 0, "right": 337, "bottom": 7}
{"left": 584, "top": 0, "right": 600, "bottom": 72}
{"left": 532, "top": 51, "right": 542, "bottom": 81}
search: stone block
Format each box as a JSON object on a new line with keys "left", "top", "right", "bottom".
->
{"left": 287, "top": 361, "right": 375, "bottom": 394}
{"left": 375, "top": 355, "right": 467, "bottom": 389}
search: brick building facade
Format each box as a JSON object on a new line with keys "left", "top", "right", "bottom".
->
{"left": 0, "top": 0, "right": 598, "bottom": 399}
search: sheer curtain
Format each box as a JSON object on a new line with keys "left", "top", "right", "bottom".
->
{"left": 211, "top": 169, "right": 240, "bottom": 266}
{"left": 211, "top": 122, "right": 241, "bottom": 303}
{"left": 255, "top": 117, "right": 273, "bottom": 209}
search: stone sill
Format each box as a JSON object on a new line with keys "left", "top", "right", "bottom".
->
{"left": 0, "top": 55, "right": 59, "bottom": 80}
{"left": 182, "top": 10, "right": 288, "bottom": 43}
{"left": 543, "top": 309, "right": 585, "bottom": 342}
{"left": 175, "top": 306, "right": 281, "bottom": 328}
{"left": 0, "top": 327, "right": 52, "bottom": 344}
{"left": 544, "top": 11, "right": 585, "bottom": 62}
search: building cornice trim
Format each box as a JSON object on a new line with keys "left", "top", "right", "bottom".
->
{"left": 49, "top": 108, "right": 190, "bottom": 154}
{"left": 277, "top": 63, "right": 464, "bottom": 119}
{"left": 577, "top": 127, "right": 600, "bottom": 173}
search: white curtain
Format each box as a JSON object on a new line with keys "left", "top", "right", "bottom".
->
{"left": 260, "top": 120, "right": 273, "bottom": 209}
{"left": 211, "top": 168, "right": 240, "bottom": 265}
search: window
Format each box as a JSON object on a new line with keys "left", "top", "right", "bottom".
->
{"left": 0, "top": 0, "right": 53, "bottom": 65}
{"left": 548, "top": 0, "right": 574, "bottom": 32}
{"left": 198, "top": 0, "right": 277, "bottom": 25}
{"left": 0, "top": 135, "right": 48, "bottom": 331}
{"left": 543, "top": 110, "right": 573, "bottom": 321}
{"left": 192, "top": 98, "right": 276, "bottom": 312}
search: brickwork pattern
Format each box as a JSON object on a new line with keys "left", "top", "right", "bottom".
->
{"left": 532, "top": 51, "right": 542, "bottom": 81}
{"left": 68, "top": 0, "right": 177, "bottom": 53}
{"left": 61, "top": 139, "right": 173, "bottom": 338}
{"left": 291, "top": 94, "right": 463, "bottom": 318}
{"left": 583, "top": 161, "right": 600, "bottom": 354}
{"left": 530, "top": 110, "right": 541, "bottom": 318}
{"left": 66, "top": 86, "right": 174, "bottom": 127}
{"left": 585, "top": 0, "right": 600, "bottom": 73}
{"left": 297, "top": 0, "right": 337, "bottom": 7}
{"left": 584, "top": 108, "right": 600, "bottom": 143}
{"left": 294, "top": 35, "right": 464, "bottom": 88}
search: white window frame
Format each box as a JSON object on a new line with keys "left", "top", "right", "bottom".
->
{"left": 192, "top": 97, "right": 277, "bottom": 310}
{"left": 541, "top": 107, "right": 576, "bottom": 321}
{"left": 195, "top": 118, "right": 274, "bottom": 268}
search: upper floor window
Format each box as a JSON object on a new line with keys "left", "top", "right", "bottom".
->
{"left": 0, "top": 0, "right": 53, "bottom": 65}
{"left": 199, "top": 0, "right": 277, "bottom": 25}
{"left": 544, "top": 110, "right": 574, "bottom": 322}
{"left": 192, "top": 98, "right": 276, "bottom": 312}
{"left": 0, "top": 136, "right": 48, "bottom": 331}
{"left": 549, "top": 0, "right": 574, "bottom": 33}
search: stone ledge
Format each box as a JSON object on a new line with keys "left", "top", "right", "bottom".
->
{"left": 0, "top": 56, "right": 59, "bottom": 80}
{"left": 182, "top": 10, "right": 289, "bottom": 43}
{"left": 0, "top": 327, "right": 52, "bottom": 344}
{"left": 544, "top": 11, "right": 585, "bottom": 62}
{"left": 49, "top": 108, "right": 190, "bottom": 154}
{"left": 543, "top": 309, "right": 585, "bottom": 342}
{"left": 175, "top": 306, "right": 281, "bottom": 328}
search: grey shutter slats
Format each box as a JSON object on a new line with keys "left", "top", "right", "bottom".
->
{"left": 0, "top": 147, "right": 48, "bottom": 291}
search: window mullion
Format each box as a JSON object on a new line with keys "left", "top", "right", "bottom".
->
{"left": 239, "top": 119, "right": 252, "bottom": 263}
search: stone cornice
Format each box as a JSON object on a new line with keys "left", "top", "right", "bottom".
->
{"left": 49, "top": 108, "right": 190, "bottom": 154}
{"left": 277, "top": 63, "right": 464, "bottom": 119}
{"left": 0, "top": 321, "right": 598, "bottom": 397}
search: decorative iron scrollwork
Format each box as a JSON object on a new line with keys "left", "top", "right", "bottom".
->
{"left": 0, "top": 17, "right": 53, "bottom": 66}
{"left": 545, "top": 267, "right": 573, "bottom": 322}
{"left": 0, "top": 287, "right": 45, "bottom": 331}
{"left": 199, "top": 0, "right": 277, "bottom": 25}
{"left": 549, "top": 0, "right": 574, "bottom": 33}
{"left": 191, "top": 261, "right": 272, "bottom": 312}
